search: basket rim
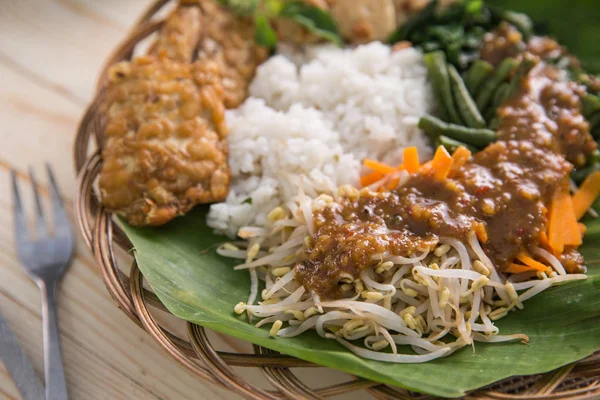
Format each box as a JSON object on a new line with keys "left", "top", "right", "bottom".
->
{"left": 72, "top": 1, "right": 600, "bottom": 398}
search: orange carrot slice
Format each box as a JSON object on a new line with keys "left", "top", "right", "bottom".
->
{"left": 506, "top": 263, "right": 548, "bottom": 274}
{"left": 572, "top": 171, "right": 600, "bottom": 220}
{"left": 403, "top": 147, "right": 420, "bottom": 173}
{"left": 431, "top": 146, "right": 453, "bottom": 180}
{"left": 360, "top": 171, "right": 384, "bottom": 187}
{"left": 506, "top": 263, "right": 532, "bottom": 274}
{"left": 516, "top": 252, "right": 551, "bottom": 273}
{"left": 548, "top": 185, "right": 582, "bottom": 253}
{"left": 449, "top": 146, "right": 471, "bottom": 177}
{"left": 420, "top": 160, "right": 433, "bottom": 174}
{"left": 363, "top": 159, "right": 397, "bottom": 175}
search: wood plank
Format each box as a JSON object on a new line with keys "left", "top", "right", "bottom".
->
{"left": 0, "top": 0, "right": 147, "bottom": 103}
{"left": 61, "top": 0, "right": 158, "bottom": 30}
{"left": 0, "top": 62, "right": 83, "bottom": 197}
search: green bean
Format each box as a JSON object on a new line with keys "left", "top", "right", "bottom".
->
{"left": 437, "top": 106, "right": 450, "bottom": 123}
{"left": 583, "top": 94, "right": 600, "bottom": 117}
{"left": 448, "top": 64, "right": 486, "bottom": 128}
{"left": 418, "top": 116, "right": 443, "bottom": 142}
{"left": 488, "top": 117, "right": 500, "bottom": 130}
{"left": 476, "top": 58, "right": 518, "bottom": 111}
{"left": 464, "top": 60, "right": 493, "bottom": 96}
{"left": 436, "top": 135, "right": 479, "bottom": 154}
{"left": 446, "top": 41, "right": 463, "bottom": 67}
{"left": 424, "top": 51, "right": 463, "bottom": 125}
{"left": 506, "top": 55, "right": 537, "bottom": 100}
{"left": 484, "top": 82, "right": 510, "bottom": 122}
{"left": 483, "top": 56, "right": 534, "bottom": 123}
{"left": 418, "top": 116, "right": 496, "bottom": 147}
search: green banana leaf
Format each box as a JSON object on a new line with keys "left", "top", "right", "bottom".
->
{"left": 120, "top": 207, "right": 600, "bottom": 398}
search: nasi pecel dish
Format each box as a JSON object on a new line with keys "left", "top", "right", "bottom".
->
{"left": 98, "top": 0, "right": 600, "bottom": 368}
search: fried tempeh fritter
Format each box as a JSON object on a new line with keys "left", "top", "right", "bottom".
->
{"left": 148, "top": 5, "right": 202, "bottom": 63}
{"left": 197, "top": 0, "right": 269, "bottom": 108}
{"left": 99, "top": 1, "right": 270, "bottom": 226}
{"left": 99, "top": 57, "right": 229, "bottom": 226}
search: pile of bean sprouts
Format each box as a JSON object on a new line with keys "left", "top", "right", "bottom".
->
{"left": 219, "top": 186, "right": 587, "bottom": 363}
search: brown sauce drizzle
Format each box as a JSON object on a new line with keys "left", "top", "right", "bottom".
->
{"left": 295, "top": 36, "right": 595, "bottom": 300}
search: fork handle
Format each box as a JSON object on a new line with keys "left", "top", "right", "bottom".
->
{"left": 41, "top": 281, "right": 68, "bottom": 400}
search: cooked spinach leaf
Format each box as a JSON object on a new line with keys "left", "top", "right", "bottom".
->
{"left": 279, "top": 1, "right": 341, "bottom": 46}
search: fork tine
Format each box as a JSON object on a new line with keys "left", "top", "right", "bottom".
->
{"left": 45, "top": 164, "right": 69, "bottom": 229}
{"left": 29, "top": 167, "right": 47, "bottom": 237}
{"left": 11, "top": 169, "right": 30, "bottom": 244}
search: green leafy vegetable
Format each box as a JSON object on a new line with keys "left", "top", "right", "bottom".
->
{"left": 254, "top": 13, "right": 278, "bottom": 49}
{"left": 390, "top": 0, "right": 493, "bottom": 70}
{"left": 119, "top": 209, "right": 600, "bottom": 398}
{"left": 389, "top": 0, "right": 438, "bottom": 44}
{"left": 250, "top": 0, "right": 341, "bottom": 50}
{"left": 279, "top": 1, "right": 341, "bottom": 46}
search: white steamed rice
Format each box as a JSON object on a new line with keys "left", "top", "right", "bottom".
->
{"left": 207, "top": 42, "right": 435, "bottom": 237}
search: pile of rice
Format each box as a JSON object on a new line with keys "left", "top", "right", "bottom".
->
{"left": 208, "top": 42, "right": 434, "bottom": 237}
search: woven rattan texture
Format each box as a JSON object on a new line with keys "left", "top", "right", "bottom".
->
{"left": 73, "top": 1, "right": 600, "bottom": 398}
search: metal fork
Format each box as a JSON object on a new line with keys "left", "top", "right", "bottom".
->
{"left": 11, "top": 165, "right": 74, "bottom": 400}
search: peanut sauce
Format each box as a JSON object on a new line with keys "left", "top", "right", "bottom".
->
{"left": 295, "top": 36, "right": 595, "bottom": 300}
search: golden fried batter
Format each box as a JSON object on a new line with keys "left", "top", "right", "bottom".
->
{"left": 99, "top": 56, "right": 230, "bottom": 226}
{"left": 197, "top": 0, "right": 269, "bottom": 108}
{"left": 149, "top": 5, "right": 202, "bottom": 63}
{"left": 99, "top": 1, "right": 270, "bottom": 225}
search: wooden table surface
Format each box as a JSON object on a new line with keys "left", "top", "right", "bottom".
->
{"left": 0, "top": 1, "right": 370, "bottom": 399}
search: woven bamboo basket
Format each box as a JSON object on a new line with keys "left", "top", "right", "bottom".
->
{"left": 73, "top": 1, "right": 600, "bottom": 398}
